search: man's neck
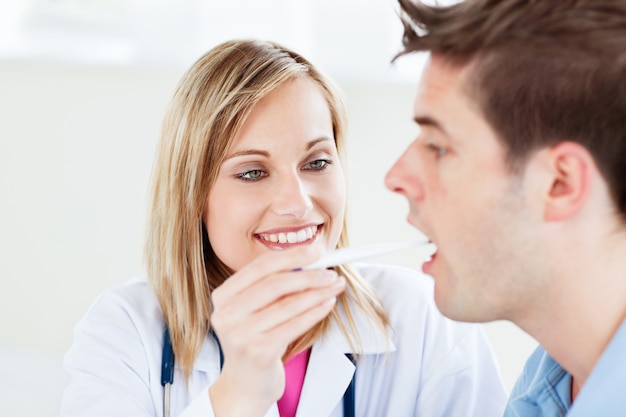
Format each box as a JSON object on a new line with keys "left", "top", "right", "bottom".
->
{"left": 515, "top": 238, "right": 626, "bottom": 391}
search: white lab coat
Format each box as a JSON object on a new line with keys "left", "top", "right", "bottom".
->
{"left": 61, "top": 264, "right": 507, "bottom": 417}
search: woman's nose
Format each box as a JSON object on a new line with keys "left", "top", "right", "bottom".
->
{"left": 385, "top": 144, "right": 425, "bottom": 202}
{"left": 271, "top": 173, "right": 314, "bottom": 219}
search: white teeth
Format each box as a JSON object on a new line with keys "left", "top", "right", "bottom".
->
{"left": 260, "top": 226, "right": 318, "bottom": 244}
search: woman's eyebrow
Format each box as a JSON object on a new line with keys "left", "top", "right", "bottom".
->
{"left": 306, "top": 136, "right": 333, "bottom": 150}
{"left": 223, "top": 149, "right": 270, "bottom": 161}
{"left": 224, "top": 136, "right": 333, "bottom": 161}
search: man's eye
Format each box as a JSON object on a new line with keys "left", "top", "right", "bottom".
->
{"left": 425, "top": 144, "right": 448, "bottom": 158}
{"left": 304, "top": 159, "right": 330, "bottom": 171}
{"left": 238, "top": 169, "right": 266, "bottom": 181}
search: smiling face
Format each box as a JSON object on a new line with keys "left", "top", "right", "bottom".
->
{"left": 385, "top": 56, "right": 541, "bottom": 322}
{"left": 205, "top": 76, "right": 346, "bottom": 272}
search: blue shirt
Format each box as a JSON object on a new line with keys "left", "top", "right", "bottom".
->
{"left": 505, "top": 317, "right": 626, "bottom": 417}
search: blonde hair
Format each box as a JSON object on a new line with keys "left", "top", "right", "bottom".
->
{"left": 145, "top": 39, "right": 389, "bottom": 381}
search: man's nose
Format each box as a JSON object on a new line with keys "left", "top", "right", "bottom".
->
{"left": 385, "top": 145, "right": 425, "bottom": 201}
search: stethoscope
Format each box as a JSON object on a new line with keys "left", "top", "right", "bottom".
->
{"left": 161, "top": 328, "right": 356, "bottom": 417}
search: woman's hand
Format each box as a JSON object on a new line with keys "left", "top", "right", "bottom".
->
{"left": 208, "top": 245, "right": 345, "bottom": 417}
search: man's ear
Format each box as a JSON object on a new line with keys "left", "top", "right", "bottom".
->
{"left": 542, "top": 142, "right": 593, "bottom": 222}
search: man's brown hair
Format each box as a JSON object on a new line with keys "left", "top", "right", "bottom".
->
{"left": 396, "top": 0, "right": 626, "bottom": 217}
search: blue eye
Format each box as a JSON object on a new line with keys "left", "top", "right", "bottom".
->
{"left": 304, "top": 159, "right": 330, "bottom": 171}
{"left": 238, "top": 169, "right": 267, "bottom": 181}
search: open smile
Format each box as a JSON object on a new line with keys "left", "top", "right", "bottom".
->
{"left": 255, "top": 224, "right": 321, "bottom": 246}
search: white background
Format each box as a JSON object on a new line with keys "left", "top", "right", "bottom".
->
{"left": 0, "top": 0, "right": 537, "bottom": 415}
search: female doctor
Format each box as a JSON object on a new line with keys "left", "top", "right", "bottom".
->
{"left": 61, "top": 39, "right": 507, "bottom": 417}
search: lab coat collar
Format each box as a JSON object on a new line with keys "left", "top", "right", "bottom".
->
{"left": 296, "top": 302, "right": 396, "bottom": 417}
{"left": 296, "top": 336, "right": 355, "bottom": 417}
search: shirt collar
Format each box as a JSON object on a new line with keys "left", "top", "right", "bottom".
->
{"left": 507, "top": 346, "right": 572, "bottom": 416}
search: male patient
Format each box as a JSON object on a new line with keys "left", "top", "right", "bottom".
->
{"left": 384, "top": 0, "right": 626, "bottom": 415}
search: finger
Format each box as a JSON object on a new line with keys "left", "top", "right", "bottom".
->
{"left": 259, "top": 295, "right": 340, "bottom": 351}
{"left": 214, "top": 268, "right": 338, "bottom": 319}
{"left": 211, "top": 271, "right": 343, "bottom": 340}
{"left": 252, "top": 276, "right": 346, "bottom": 334}
{"left": 212, "top": 245, "right": 323, "bottom": 305}
{"left": 223, "top": 293, "right": 340, "bottom": 366}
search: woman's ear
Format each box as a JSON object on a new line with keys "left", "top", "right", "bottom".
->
{"left": 542, "top": 142, "right": 593, "bottom": 222}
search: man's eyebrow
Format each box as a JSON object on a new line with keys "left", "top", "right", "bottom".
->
{"left": 413, "top": 115, "right": 451, "bottom": 139}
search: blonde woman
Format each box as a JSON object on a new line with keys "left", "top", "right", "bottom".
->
{"left": 61, "top": 39, "right": 506, "bottom": 417}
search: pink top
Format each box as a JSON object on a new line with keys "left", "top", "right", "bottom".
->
{"left": 277, "top": 349, "right": 311, "bottom": 417}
